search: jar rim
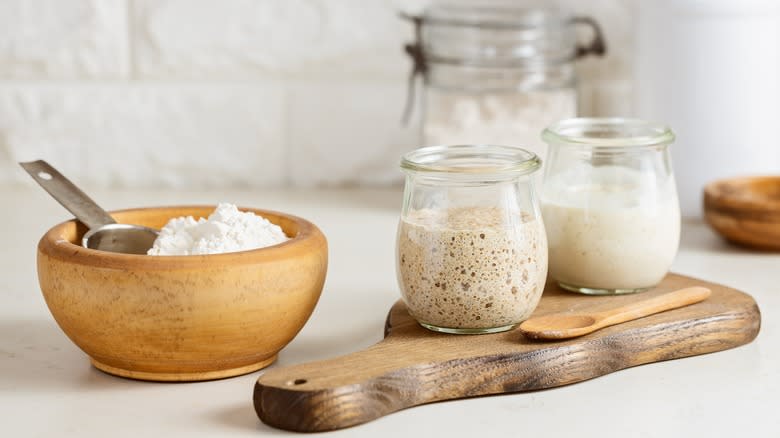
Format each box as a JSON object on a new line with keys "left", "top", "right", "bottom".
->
{"left": 542, "top": 117, "right": 675, "bottom": 148}
{"left": 401, "top": 144, "right": 542, "bottom": 177}
{"left": 415, "top": 5, "right": 578, "bottom": 67}
{"left": 421, "top": 4, "right": 569, "bottom": 30}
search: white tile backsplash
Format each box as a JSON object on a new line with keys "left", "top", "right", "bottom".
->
{"left": 0, "top": 0, "right": 128, "bottom": 79}
{"left": 0, "top": 84, "right": 286, "bottom": 188}
{"left": 0, "top": 0, "right": 635, "bottom": 188}
{"left": 134, "top": 0, "right": 409, "bottom": 80}
{"left": 288, "top": 81, "right": 418, "bottom": 186}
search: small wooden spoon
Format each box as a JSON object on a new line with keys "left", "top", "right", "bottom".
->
{"left": 519, "top": 287, "right": 712, "bottom": 340}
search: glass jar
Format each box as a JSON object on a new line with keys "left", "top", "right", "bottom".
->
{"left": 401, "top": 4, "right": 605, "bottom": 163}
{"left": 541, "top": 118, "right": 681, "bottom": 295}
{"left": 396, "top": 144, "right": 548, "bottom": 334}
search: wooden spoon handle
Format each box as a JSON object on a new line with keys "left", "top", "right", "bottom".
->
{"left": 594, "top": 287, "right": 712, "bottom": 329}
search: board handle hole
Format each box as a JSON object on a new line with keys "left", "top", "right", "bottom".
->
{"left": 288, "top": 378, "right": 307, "bottom": 386}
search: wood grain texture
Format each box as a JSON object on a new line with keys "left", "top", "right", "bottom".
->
{"left": 37, "top": 205, "right": 328, "bottom": 381}
{"left": 518, "top": 286, "right": 712, "bottom": 340}
{"left": 254, "top": 274, "right": 760, "bottom": 432}
{"left": 704, "top": 176, "right": 780, "bottom": 250}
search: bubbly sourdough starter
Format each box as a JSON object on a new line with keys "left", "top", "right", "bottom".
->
{"left": 542, "top": 168, "right": 680, "bottom": 291}
{"left": 397, "top": 207, "right": 547, "bottom": 330}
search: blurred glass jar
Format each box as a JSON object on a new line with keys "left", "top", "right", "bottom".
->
{"left": 396, "top": 144, "right": 548, "bottom": 334}
{"left": 401, "top": 4, "right": 605, "bottom": 162}
{"left": 541, "top": 118, "right": 681, "bottom": 295}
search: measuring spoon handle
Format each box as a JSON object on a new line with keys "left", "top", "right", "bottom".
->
{"left": 595, "top": 287, "right": 712, "bottom": 329}
{"left": 20, "top": 160, "right": 116, "bottom": 230}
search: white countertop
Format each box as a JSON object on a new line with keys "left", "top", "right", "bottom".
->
{"left": 1, "top": 187, "right": 778, "bottom": 437}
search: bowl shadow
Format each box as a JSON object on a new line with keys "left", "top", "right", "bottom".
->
{"left": 278, "top": 320, "right": 383, "bottom": 365}
{"left": 0, "top": 318, "right": 156, "bottom": 392}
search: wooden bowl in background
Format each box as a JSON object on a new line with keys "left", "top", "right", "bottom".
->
{"left": 703, "top": 176, "right": 780, "bottom": 250}
{"left": 36, "top": 206, "right": 328, "bottom": 382}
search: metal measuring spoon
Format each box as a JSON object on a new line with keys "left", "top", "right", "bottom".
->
{"left": 20, "top": 160, "right": 159, "bottom": 255}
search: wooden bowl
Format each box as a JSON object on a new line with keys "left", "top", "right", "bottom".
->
{"left": 36, "top": 206, "right": 328, "bottom": 381}
{"left": 703, "top": 176, "right": 780, "bottom": 250}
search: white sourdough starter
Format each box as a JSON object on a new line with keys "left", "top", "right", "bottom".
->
{"left": 542, "top": 167, "right": 680, "bottom": 290}
{"left": 397, "top": 206, "right": 547, "bottom": 330}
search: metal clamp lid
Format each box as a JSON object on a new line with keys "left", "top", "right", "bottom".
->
{"left": 572, "top": 16, "right": 607, "bottom": 58}
{"left": 399, "top": 12, "right": 607, "bottom": 125}
{"left": 400, "top": 13, "right": 426, "bottom": 125}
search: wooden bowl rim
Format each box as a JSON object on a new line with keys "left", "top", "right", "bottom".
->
{"left": 38, "top": 205, "right": 326, "bottom": 270}
{"left": 704, "top": 176, "right": 780, "bottom": 213}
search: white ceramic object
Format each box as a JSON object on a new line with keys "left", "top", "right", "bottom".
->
{"left": 634, "top": 0, "right": 780, "bottom": 217}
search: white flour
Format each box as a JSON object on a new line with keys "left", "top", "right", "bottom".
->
{"left": 423, "top": 89, "right": 576, "bottom": 162}
{"left": 147, "top": 203, "right": 289, "bottom": 256}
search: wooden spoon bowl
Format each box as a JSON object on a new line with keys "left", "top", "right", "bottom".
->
{"left": 703, "top": 176, "right": 780, "bottom": 250}
{"left": 518, "top": 287, "right": 711, "bottom": 340}
{"left": 37, "top": 205, "right": 328, "bottom": 381}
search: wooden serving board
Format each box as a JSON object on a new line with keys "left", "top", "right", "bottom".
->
{"left": 253, "top": 274, "right": 760, "bottom": 432}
